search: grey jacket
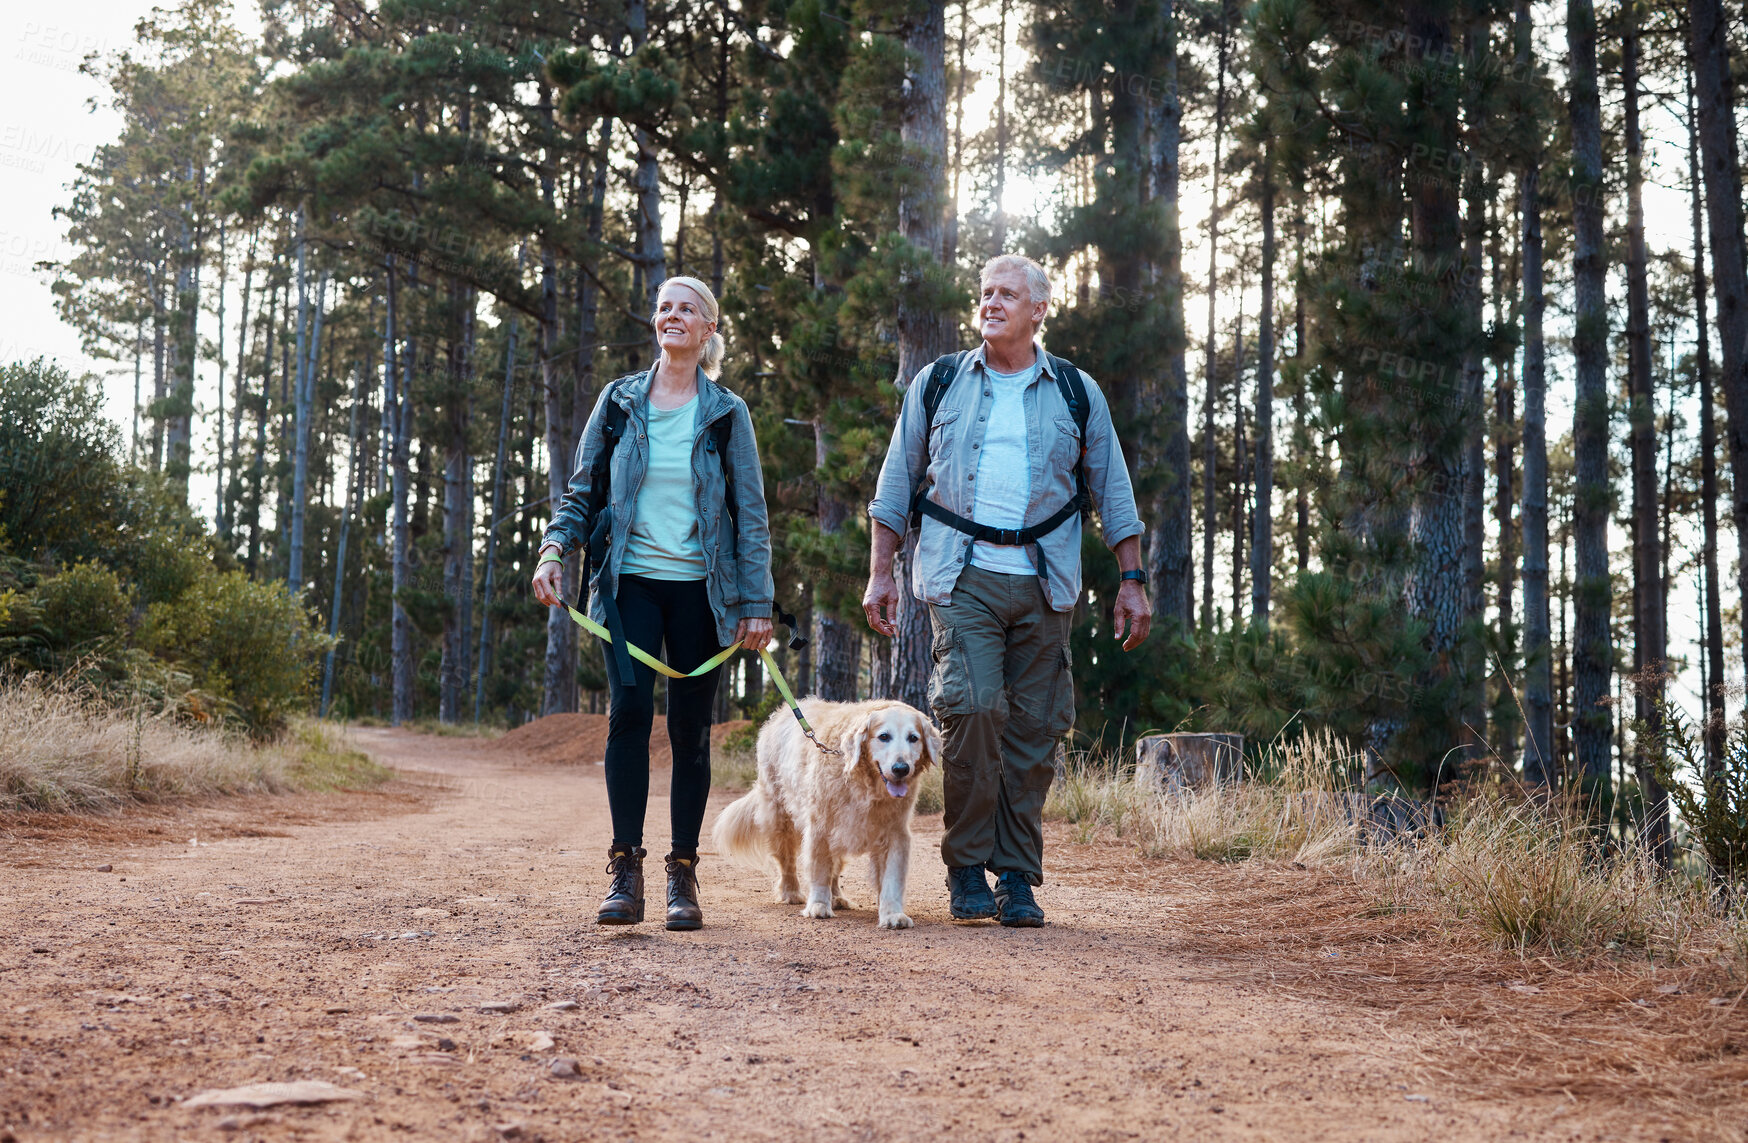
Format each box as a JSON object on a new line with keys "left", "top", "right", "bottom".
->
{"left": 867, "top": 341, "right": 1145, "bottom": 612}
{"left": 542, "top": 368, "right": 774, "bottom": 647}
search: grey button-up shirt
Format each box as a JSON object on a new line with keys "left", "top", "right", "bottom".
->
{"left": 868, "top": 341, "right": 1145, "bottom": 612}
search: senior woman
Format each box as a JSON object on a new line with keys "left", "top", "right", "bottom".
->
{"left": 531, "top": 275, "right": 774, "bottom": 931}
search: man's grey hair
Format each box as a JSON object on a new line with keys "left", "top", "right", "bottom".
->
{"left": 981, "top": 254, "right": 1052, "bottom": 309}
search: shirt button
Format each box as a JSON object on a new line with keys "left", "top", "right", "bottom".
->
{"left": 972, "top": 443, "right": 979, "bottom": 449}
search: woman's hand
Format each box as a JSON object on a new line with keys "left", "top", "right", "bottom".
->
{"left": 531, "top": 554, "right": 566, "bottom": 608}
{"left": 734, "top": 616, "right": 774, "bottom": 651}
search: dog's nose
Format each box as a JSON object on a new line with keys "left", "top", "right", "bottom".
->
{"left": 890, "top": 760, "right": 912, "bottom": 778}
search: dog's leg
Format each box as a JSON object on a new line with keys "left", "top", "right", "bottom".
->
{"left": 800, "top": 830, "right": 835, "bottom": 919}
{"left": 831, "top": 856, "right": 857, "bottom": 911}
{"left": 876, "top": 834, "right": 913, "bottom": 930}
{"left": 771, "top": 817, "right": 803, "bottom": 905}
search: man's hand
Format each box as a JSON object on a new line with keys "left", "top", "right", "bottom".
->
{"left": 531, "top": 555, "right": 566, "bottom": 608}
{"left": 1113, "top": 580, "right": 1151, "bottom": 650}
{"left": 864, "top": 521, "right": 904, "bottom": 637}
{"left": 734, "top": 616, "right": 774, "bottom": 651}
{"left": 863, "top": 573, "right": 899, "bottom": 637}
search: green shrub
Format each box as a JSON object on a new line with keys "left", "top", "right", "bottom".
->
{"left": 129, "top": 529, "right": 208, "bottom": 606}
{"left": 34, "top": 561, "right": 130, "bottom": 650}
{"left": 140, "top": 570, "right": 334, "bottom": 737}
{"left": 0, "top": 360, "right": 120, "bottom": 561}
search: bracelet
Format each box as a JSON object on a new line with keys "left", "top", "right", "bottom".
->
{"left": 538, "top": 550, "right": 564, "bottom": 567}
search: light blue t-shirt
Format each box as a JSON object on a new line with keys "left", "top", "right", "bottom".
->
{"left": 619, "top": 395, "right": 708, "bottom": 580}
{"left": 968, "top": 361, "right": 1037, "bottom": 576}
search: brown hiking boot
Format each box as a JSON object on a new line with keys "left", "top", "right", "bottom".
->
{"left": 664, "top": 853, "right": 703, "bottom": 931}
{"left": 597, "top": 845, "right": 646, "bottom": 925}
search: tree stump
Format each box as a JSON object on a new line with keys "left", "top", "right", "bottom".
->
{"left": 1134, "top": 733, "right": 1245, "bottom": 792}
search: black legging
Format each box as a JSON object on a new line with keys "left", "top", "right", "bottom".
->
{"left": 603, "top": 575, "right": 723, "bottom": 852}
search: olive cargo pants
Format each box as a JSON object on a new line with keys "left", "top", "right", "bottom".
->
{"left": 928, "top": 565, "right": 1074, "bottom": 886}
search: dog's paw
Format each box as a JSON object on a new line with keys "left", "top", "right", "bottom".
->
{"left": 774, "top": 886, "right": 805, "bottom": 905}
{"left": 832, "top": 894, "right": 858, "bottom": 910}
{"left": 801, "top": 900, "right": 834, "bottom": 919}
{"left": 878, "top": 911, "right": 914, "bottom": 930}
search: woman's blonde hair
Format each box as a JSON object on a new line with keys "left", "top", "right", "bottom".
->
{"left": 654, "top": 276, "right": 726, "bottom": 379}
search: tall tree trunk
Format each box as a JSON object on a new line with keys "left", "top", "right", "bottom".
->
{"left": 992, "top": 0, "right": 1009, "bottom": 251}
{"left": 213, "top": 221, "right": 228, "bottom": 536}
{"left": 1492, "top": 195, "right": 1518, "bottom": 771}
{"left": 477, "top": 288, "right": 520, "bottom": 723}
{"left": 1251, "top": 138, "right": 1275, "bottom": 629}
{"left": 945, "top": 0, "right": 969, "bottom": 265}
{"left": 1516, "top": 0, "right": 1553, "bottom": 785}
{"left": 539, "top": 82, "right": 577, "bottom": 717}
{"left": 321, "top": 374, "right": 363, "bottom": 718}
{"left": 1401, "top": 0, "right": 1467, "bottom": 786}
{"left": 1569, "top": 0, "right": 1614, "bottom": 804}
{"left": 227, "top": 228, "right": 257, "bottom": 544}
{"left": 1200, "top": 10, "right": 1231, "bottom": 633}
{"left": 1622, "top": 14, "right": 1671, "bottom": 861}
{"left": 1689, "top": 0, "right": 1748, "bottom": 708}
{"left": 888, "top": 0, "right": 952, "bottom": 712}
{"left": 290, "top": 205, "right": 323, "bottom": 591}
{"left": 151, "top": 263, "right": 166, "bottom": 472}
{"left": 441, "top": 283, "right": 477, "bottom": 723}
{"left": 1147, "top": 0, "right": 1194, "bottom": 629}
{"left": 1459, "top": 22, "right": 1488, "bottom": 760}
{"left": 388, "top": 256, "right": 416, "bottom": 727}
{"left": 1688, "top": 71, "right": 1727, "bottom": 775}
{"left": 249, "top": 273, "right": 276, "bottom": 575}
{"left": 628, "top": 0, "right": 667, "bottom": 315}
{"left": 1293, "top": 207, "right": 1310, "bottom": 574}
{"left": 164, "top": 171, "right": 201, "bottom": 503}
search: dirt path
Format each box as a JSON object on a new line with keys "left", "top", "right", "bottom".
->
{"left": 1, "top": 728, "right": 1737, "bottom": 1141}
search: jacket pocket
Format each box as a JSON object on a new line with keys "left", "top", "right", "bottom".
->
{"left": 928, "top": 407, "right": 963, "bottom": 457}
{"left": 1050, "top": 415, "right": 1084, "bottom": 474}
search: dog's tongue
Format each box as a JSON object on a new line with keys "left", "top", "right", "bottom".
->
{"left": 883, "top": 779, "right": 910, "bottom": 799}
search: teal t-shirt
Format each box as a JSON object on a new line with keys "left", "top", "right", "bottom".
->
{"left": 619, "top": 395, "right": 708, "bottom": 580}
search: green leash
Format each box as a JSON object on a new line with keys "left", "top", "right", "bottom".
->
{"left": 561, "top": 603, "right": 841, "bottom": 756}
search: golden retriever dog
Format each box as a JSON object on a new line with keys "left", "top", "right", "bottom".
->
{"left": 712, "top": 699, "right": 940, "bottom": 929}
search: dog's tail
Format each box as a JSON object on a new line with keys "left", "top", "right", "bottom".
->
{"left": 710, "top": 785, "right": 770, "bottom": 867}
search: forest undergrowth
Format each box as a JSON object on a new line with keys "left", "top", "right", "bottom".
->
{"left": 1046, "top": 731, "right": 1748, "bottom": 972}
{"left": 0, "top": 679, "right": 389, "bottom": 813}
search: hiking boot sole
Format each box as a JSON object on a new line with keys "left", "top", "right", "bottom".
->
{"left": 999, "top": 912, "right": 1044, "bottom": 927}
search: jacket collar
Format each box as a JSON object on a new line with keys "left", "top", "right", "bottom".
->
{"left": 970, "top": 338, "right": 1058, "bottom": 385}
{"left": 611, "top": 363, "right": 731, "bottom": 425}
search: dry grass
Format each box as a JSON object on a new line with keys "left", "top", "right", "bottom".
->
{"left": 0, "top": 680, "right": 389, "bottom": 813}
{"left": 1367, "top": 793, "right": 1748, "bottom": 964}
{"left": 1046, "top": 729, "right": 1364, "bottom": 864}
{"left": 1048, "top": 730, "right": 1748, "bottom": 969}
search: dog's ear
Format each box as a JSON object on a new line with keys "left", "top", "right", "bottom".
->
{"left": 919, "top": 714, "right": 944, "bottom": 770}
{"left": 840, "top": 715, "right": 872, "bottom": 777}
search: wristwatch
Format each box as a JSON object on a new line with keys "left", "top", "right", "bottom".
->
{"left": 1119, "top": 569, "right": 1147, "bottom": 587}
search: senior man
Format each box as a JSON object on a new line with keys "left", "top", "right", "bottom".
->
{"left": 863, "top": 254, "right": 1151, "bottom": 927}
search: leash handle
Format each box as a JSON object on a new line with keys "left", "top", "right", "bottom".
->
{"left": 559, "top": 605, "right": 842, "bottom": 757}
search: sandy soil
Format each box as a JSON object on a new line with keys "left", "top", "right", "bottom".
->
{"left": 1, "top": 726, "right": 1742, "bottom": 1142}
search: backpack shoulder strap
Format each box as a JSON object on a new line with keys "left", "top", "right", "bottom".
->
{"left": 707, "top": 407, "right": 738, "bottom": 532}
{"left": 920, "top": 351, "right": 965, "bottom": 423}
{"left": 1049, "top": 356, "right": 1090, "bottom": 440}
